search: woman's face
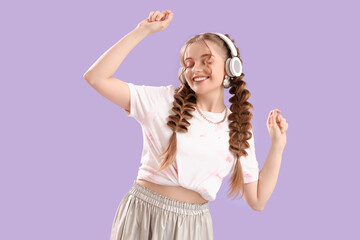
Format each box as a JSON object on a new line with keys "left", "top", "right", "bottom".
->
{"left": 183, "top": 40, "right": 226, "bottom": 94}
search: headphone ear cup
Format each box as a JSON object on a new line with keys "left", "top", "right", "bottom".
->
{"left": 230, "top": 57, "right": 242, "bottom": 77}
{"left": 225, "top": 58, "right": 232, "bottom": 77}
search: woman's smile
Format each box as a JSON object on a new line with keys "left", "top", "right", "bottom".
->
{"left": 194, "top": 77, "right": 209, "bottom": 84}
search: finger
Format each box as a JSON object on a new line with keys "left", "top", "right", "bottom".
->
{"left": 163, "top": 10, "right": 173, "bottom": 24}
{"left": 276, "top": 115, "right": 281, "bottom": 123}
{"left": 278, "top": 115, "right": 285, "bottom": 120}
{"left": 267, "top": 110, "right": 273, "bottom": 125}
{"left": 280, "top": 123, "right": 286, "bottom": 133}
{"left": 165, "top": 9, "right": 173, "bottom": 15}
{"left": 281, "top": 119, "right": 287, "bottom": 127}
{"left": 273, "top": 111, "right": 281, "bottom": 129}
{"left": 156, "top": 12, "right": 166, "bottom": 21}
{"left": 155, "top": 13, "right": 163, "bottom": 21}
{"left": 270, "top": 110, "right": 276, "bottom": 126}
{"left": 150, "top": 11, "right": 157, "bottom": 21}
{"left": 281, "top": 122, "right": 288, "bottom": 133}
{"left": 161, "top": 10, "right": 171, "bottom": 20}
{"left": 148, "top": 11, "right": 154, "bottom": 19}
{"left": 273, "top": 110, "right": 278, "bottom": 121}
{"left": 148, "top": 11, "right": 155, "bottom": 22}
{"left": 278, "top": 116, "right": 287, "bottom": 127}
{"left": 152, "top": 11, "right": 161, "bottom": 21}
{"left": 277, "top": 119, "right": 284, "bottom": 133}
{"left": 278, "top": 116, "right": 286, "bottom": 128}
{"left": 159, "top": 12, "right": 167, "bottom": 21}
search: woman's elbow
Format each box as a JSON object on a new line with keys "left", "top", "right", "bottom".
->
{"left": 252, "top": 203, "right": 265, "bottom": 212}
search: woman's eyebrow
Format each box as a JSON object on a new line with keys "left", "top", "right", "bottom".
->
{"left": 184, "top": 54, "right": 213, "bottom": 61}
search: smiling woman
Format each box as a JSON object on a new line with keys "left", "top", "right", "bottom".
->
{"left": 179, "top": 38, "right": 229, "bottom": 111}
{"left": 84, "top": 9, "right": 288, "bottom": 240}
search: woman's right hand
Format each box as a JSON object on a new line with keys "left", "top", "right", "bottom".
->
{"left": 266, "top": 109, "right": 288, "bottom": 150}
{"left": 135, "top": 10, "right": 173, "bottom": 35}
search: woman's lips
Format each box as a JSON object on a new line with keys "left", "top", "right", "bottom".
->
{"left": 194, "top": 77, "right": 209, "bottom": 84}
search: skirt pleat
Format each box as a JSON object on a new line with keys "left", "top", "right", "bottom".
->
{"left": 109, "top": 180, "right": 213, "bottom": 240}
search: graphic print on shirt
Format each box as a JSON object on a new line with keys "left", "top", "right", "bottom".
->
{"left": 245, "top": 173, "right": 254, "bottom": 182}
{"left": 214, "top": 122, "right": 223, "bottom": 132}
{"left": 215, "top": 172, "right": 225, "bottom": 180}
{"left": 173, "top": 165, "right": 178, "bottom": 176}
{"left": 146, "top": 168, "right": 157, "bottom": 181}
{"left": 145, "top": 131, "right": 156, "bottom": 151}
{"left": 199, "top": 132, "right": 208, "bottom": 138}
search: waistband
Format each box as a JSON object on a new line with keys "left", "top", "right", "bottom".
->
{"left": 128, "top": 180, "right": 210, "bottom": 216}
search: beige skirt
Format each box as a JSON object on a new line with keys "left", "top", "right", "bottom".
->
{"left": 109, "top": 180, "right": 214, "bottom": 240}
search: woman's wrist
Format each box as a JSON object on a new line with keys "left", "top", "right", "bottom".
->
{"left": 270, "top": 142, "right": 285, "bottom": 153}
{"left": 134, "top": 25, "right": 152, "bottom": 37}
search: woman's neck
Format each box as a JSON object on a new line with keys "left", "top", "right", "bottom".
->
{"left": 194, "top": 87, "right": 226, "bottom": 113}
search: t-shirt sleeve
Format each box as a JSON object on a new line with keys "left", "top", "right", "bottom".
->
{"left": 240, "top": 129, "right": 260, "bottom": 183}
{"left": 124, "top": 82, "right": 174, "bottom": 125}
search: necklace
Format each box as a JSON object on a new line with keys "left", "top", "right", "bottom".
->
{"left": 195, "top": 104, "right": 228, "bottom": 124}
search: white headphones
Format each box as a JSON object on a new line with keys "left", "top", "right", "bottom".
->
{"left": 179, "top": 32, "right": 243, "bottom": 84}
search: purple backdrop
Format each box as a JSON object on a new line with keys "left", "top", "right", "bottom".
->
{"left": 1, "top": 0, "right": 359, "bottom": 239}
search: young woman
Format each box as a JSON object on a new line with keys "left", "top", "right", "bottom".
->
{"left": 84, "top": 9, "right": 288, "bottom": 240}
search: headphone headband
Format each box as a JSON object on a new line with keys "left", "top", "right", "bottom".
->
{"left": 211, "top": 32, "right": 238, "bottom": 58}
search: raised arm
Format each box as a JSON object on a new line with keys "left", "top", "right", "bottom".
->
{"left": 83, "top": 10, "right": 173, "bottom": 110}
{"left": 83, "top": 28, "right": 150, "bottom": 110}
{"left": 83, "top": 27, "right": 150, "bottom": 83}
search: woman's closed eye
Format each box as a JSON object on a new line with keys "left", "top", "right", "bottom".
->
{"left": 186, "top": 61, "right": 212, "bottom": 67}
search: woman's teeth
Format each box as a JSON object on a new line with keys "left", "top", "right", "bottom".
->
{"left": 194, "top": 77, "right": 209, "bottom": 82}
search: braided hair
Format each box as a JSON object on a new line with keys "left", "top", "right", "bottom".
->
{"left": 156, "top": 33, "right": 254, "bottom": 200}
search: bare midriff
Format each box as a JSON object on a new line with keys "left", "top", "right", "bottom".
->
{"left": 136, "top": 179, "right": 209, "bottom": 204}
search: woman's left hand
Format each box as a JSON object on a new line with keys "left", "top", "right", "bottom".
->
{"left": 266, "top": 109, "right": 288, "bottom": 149}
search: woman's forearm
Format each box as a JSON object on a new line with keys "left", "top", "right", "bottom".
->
{"left": 83, "top": 27, "right": 150, "bottom": 84}
{"left": 256, "top": 143, "right": 284, "bottom": 210}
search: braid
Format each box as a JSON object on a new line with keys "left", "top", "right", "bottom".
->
{"left": 227, "top": 72, "right": 254, "bottom": 200}
{"left": 215, "top": 33, "right": 254, "bottom": 200}
{"left": 156, "top": 83, "right": 197, "bottom": 172}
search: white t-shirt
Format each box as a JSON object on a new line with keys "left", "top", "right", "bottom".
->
{"left": 124, "top": 82, "right": 259, "bottom": 201}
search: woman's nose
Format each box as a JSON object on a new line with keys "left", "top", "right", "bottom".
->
{"left": 193, "top": 62, "right": 207, "bottom": 72}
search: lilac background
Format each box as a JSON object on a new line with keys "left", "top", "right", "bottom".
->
{"left": 1, "top": 0, "right": 359, "bottom": 239}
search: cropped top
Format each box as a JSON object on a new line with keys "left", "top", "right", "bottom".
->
{"left": 124, "top": 82, "right": 260, "bottom": 201}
